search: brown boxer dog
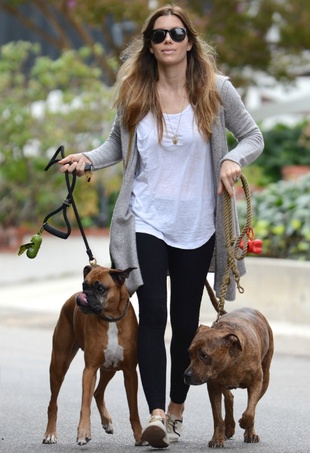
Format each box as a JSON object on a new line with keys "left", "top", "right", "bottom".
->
{"left": 42, "top": 265, "right": 144, "bottom": 446}
{"left": 184, "top": 307, "right": 273, "bottom": 448}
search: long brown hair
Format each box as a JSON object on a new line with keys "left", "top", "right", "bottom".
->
{"left": 114, "top": 4, "right": 222, "bottom": 141}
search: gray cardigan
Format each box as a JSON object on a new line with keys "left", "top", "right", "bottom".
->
{"left": 85, "top": 75, "right": 264, "bottom": 300}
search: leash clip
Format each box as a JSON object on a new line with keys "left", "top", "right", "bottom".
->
{"left": 63, "top": 197, "right": 72, "bottom": 207}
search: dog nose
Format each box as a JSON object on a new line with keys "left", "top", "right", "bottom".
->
{"left": 183, "top": 368, "right": 192, "bottom": 385}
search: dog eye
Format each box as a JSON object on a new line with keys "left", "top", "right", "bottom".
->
{"left": 199, "top": 352, "right": 211, "bottom": 364}
{"left": 94, "top": 281, "right": 107, "bottom": 294}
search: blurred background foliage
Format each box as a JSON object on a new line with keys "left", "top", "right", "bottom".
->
{"left": 238, "top": 173, "right": 310, "bottom": 260}
{"left": 0, "top": 0, "right": 310, "bottom": 259}
{"left": 0, "top": 41, "right": 119, "bottom": 230}
{"left": 255, "top": 122, "right": 310, "bottom": 183}
{"left": 2, "top": 0, "right": 310, "bottom": 88}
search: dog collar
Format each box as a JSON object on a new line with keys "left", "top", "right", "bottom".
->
{"left": 99, "top": 298, "right": 131, "bottom": 323}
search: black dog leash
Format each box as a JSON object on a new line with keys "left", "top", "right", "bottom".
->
{"left": 18, "top": 146, "right": 96, "bottom": 264}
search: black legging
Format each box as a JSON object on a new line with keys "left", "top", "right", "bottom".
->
{"left": 136, "top": 232, "right": 215, "bottom": 413}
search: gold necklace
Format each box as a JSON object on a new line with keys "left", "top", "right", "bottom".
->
{"left": 159, "top": 93, "right": 186, "bottom": 145}
{"left": 165, "top": 108, "right": 184, "bottom": 144}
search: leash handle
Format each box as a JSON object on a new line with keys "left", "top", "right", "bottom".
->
{"left": 43, "top": 223, "right": 71, "bottom": 239}
{"left": 43, "top": 145, "right": 77, "bottom": 240}
{"left": 42, "top": 193, "right": 73, "bottom": 239}
{"left": 18, "top": 145, "right": 97, "bottom": 263}
{"left": 44, "top": 145, "right": 65, "bottom": 171}
{"left": 45, "top": 145, "right": 96, "bottom": 264}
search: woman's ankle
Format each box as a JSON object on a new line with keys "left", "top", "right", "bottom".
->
{"left": 151, "top": 408, "right": 166, "bottom": 419}
{"left": 167, "top": 401, "right": 184, "bottom": 419}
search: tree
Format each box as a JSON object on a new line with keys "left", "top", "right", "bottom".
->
{"left": 1, "top": 0, "right": 310, "bottom": 231}
{"left": 0, "top": 0, "right": 150, "bottom": 86}
{"left": 185, "top": 0, "right": 310, "bottom": 91}
{"left": 277, "top": 0, "right": 310, "bottom": 52}
{"left": 1, "top": 0, "right": 309, "bottom": 88}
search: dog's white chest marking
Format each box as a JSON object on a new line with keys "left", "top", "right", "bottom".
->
{"left": 103, "top": 323, "right": 124, "bottom": 368}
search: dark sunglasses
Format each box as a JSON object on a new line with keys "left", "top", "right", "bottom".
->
{"left": 150, "top": 27, "right": 187, "bottom": 44}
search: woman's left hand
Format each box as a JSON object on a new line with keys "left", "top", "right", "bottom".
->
{"left": 218, "top": 160, "right": 241, "bottom": 198}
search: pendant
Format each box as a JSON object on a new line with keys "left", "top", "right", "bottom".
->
{"left": 173, "top": 135, "right": 178, "bottom": 145}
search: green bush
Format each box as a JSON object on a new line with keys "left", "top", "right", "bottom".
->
{"left": 0, "top": 41, "right": 115, "bottom": 230}
{"left": 228, "top": 122, "right": 310, "bottom": 186}
{"left": 255, "top": 122, "right": 310, "bottom": 183}
{"left": 237, "top": 173, "right": 310, "bottom": 260}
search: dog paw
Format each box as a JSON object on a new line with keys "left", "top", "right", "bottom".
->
{"left": 225, "top": 425, "right": 235, "bottom": 439}
{"left": 208, "top": 438, "right": 225, "bottom": 448}
{"left": 244, "top": 430, "right": 260, "bottom": 443}
{"left": 102, "top": 422, "right": 114, "bottom": 434}
{"left": 42, "top": 434, "right": 57, "bottom": 444}
{"left": 239, "top": 413, "right": 254, "bottom": 430}
{"left": 76, "top": 435, "right": 92, "bottom": 446}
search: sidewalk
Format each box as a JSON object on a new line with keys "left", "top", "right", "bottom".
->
{"left": 0, "top": 233, "right": 111, "bottom": 328}
{"left": 1, "top": 233, "right": 310, "bottom": 356}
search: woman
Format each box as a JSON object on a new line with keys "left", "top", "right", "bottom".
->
{"left": 59, "top": 5, "right": 264, "bottom": 449}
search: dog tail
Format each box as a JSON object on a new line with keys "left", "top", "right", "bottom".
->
{"left": 205, "top": 279, "right": 227, "bottom": 315}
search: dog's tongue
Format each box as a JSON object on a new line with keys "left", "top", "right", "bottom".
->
{"left": 76, "top": 292, "right": 88, "bottom": 306}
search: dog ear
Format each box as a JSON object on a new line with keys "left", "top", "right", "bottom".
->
{"left": 198, "top": 324, "right": 211, "bottom": 333}
{"left": 224, "top": 333, "right": 242, "bottom": 352}
{"left": 83, "top": 265, "right": 93, "bottom": 278}
{"left": 109, "top": 267, "right": 136, "bottom": 287}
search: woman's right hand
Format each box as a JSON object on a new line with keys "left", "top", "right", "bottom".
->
{"left": 58, "top": 153, "right": 92, "bottom": 176}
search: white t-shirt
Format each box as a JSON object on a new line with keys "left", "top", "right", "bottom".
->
{"left": 129, "top": 104, "right": 215, "bottom": 249}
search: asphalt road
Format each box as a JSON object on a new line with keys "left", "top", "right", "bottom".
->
{"left": 0, "top": 323, "right": 310, "bottom": 453}
{"left": 1, "top": 234, "right": 310, "bottom": 452}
